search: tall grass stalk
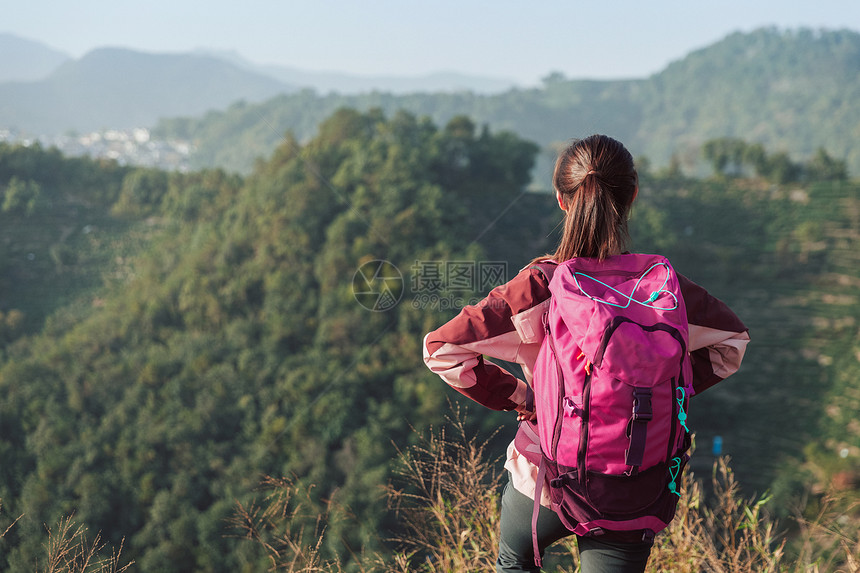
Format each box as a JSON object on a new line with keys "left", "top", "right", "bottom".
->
{"left": 1, "top": 499, "right": 24, "bottom": 541}
{"left": 790, "top": 493, "right": 860, "bottom": 573}
{"left": 2, "top": 502, "right": 131, "bottom": 573}
{"left": 230, "top": 475, "right": 345, "bottom": 572}
{"left": 42, "top": 515, "right": 132, "bottom": 573}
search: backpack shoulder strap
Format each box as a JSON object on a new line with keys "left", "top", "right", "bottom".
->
{"left": 529, "top": 260, "right": 558, "bottom": 284}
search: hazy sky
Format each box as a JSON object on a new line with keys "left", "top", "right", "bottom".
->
{"left": 5, "top": 0, "right": 860, "bottom": 85}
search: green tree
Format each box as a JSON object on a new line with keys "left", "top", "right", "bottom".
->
{"left": 766, "top": 151, "right": 801, "bottom": 184}
{"left": 743, "top": 143, "right": 769, "bottom": 178}
{"left": 806, "top": 147, "right": 848, "bottom": 181}
{"left": 112, "top": 168, "right": 169, "bottom": 216}
{"left": 702, "top": 138, "right": 748, "bottom": 177}
{"left": 655, "top": 153, "right": 684, "bottom": 180}
{"left": 1, "top": 176, "right": 43, "bottom": 216}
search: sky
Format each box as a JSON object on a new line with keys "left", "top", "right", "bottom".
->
{"left": 4, "top": 0, "right": 860, "bottom": 85}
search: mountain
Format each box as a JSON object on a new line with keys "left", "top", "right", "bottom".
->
{"left": 0, "top": 33, "right": 70, "bottom": 82}
{"left": 0, "top": 47, "right": 296, "bottom": 134}
{"left": 632, "top": 27, "right": 860, "bottom": 172}
{"left": 155, "top": 27, "right": 860, "bottom": 177}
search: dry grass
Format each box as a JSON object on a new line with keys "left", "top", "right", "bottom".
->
{"left": 1, "top": 499, "right": 24, "bottom": 541}
{"left": 377, "top": 416, "right": 859, "bottom": 573}
{"left": 42, "top": 515, "right": 133, "bottom": 573}
{"left": 229, "top": 475, "right": 350, "bottom": 572}
{"left": 227, "top": 407, "right": 506, "bottom": 572}
{"left": 382, "top": 408, "right": 504, "bottom": 572}
{"left": 790, "top": 494, "right": 860, "bottom": 573}
{"left": 3, "top": 414, "right": 857, "bottom": 572}
{"left": 378, "top": 410, "right": 794, "bottom": 573}
{"left": 1, "top": 501, "right": 132, "bottom": 573}
{"left": 232, "top": 416, "right": 859, "bottom": 572}
{"left": 643, "top": 458, "right": 785, "bottom": 573}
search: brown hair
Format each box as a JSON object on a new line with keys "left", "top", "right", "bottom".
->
{"left": 535, "top": 135, "right": 638, "bottom": 264}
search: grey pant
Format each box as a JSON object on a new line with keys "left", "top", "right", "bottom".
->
{"left": 496, "top": 478, "right": 653, "bottom": 573}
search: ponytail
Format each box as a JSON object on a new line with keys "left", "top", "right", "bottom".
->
{"left": 533, "top": 135, "right": 637, "bottom": 265}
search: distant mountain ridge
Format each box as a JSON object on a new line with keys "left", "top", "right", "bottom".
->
{"left": 195, "top": 48, "right": 519, "bottom": 94}
{"left": 0, "top": 37, "right": 519, "bottom": 135}
{"left": 153, "top": 27, "right": 860, "bottom": 177}
{"left": 257, "top": 65, "right": 518, "bottom": 95}
{"left": 2, "top": 27, "right": 859, "bottom": 175}
{"left": 0, "top": 47, "right": 295, "bottom": 133}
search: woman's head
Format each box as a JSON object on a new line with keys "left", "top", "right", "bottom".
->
{"left": 551, "top": 135, "right": 638, "bottom": 261}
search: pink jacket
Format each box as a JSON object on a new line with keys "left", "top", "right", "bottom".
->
{"left": 423, "top": 259, "right": 750, "bottom": 503}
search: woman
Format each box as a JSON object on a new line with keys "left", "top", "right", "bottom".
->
{"left": 423, "top": 135, "right": 750, "bottom": 572}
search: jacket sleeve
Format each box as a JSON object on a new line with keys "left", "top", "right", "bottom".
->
{"left": 679, "top": 273, "right": 750, "bottom": 395}
{"left": 423, "top": 266, "right": 551, "bottom": 411}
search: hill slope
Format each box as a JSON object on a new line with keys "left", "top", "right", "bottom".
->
{"left": 1, "top": 110, "right": 858, "bottom": 571}
{"left": 634, "top": 28, "right": 860, "bottom": 170}
{"left": 0, "top": 111, "right": 541, "bottom": 571}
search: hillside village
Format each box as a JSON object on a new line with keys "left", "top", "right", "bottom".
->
{"left": 0, "top": 127, "right": 193, "bottom": 171}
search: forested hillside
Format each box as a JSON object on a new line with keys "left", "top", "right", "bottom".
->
{"left": 0, "top": 110, "right": 541, "bottom": 570}
{"left": 1, "top": 108, "right": 858, "bottom": 571}
{"left": 155, "top": 28, "right": 860, "bottom": 178}
{"left": 633, "top": 173, "right": 860, "bottom": 503}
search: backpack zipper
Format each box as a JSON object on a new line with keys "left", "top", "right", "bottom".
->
{"left": 577, "top": 370, "right": 592, "bottom": 488}
{"left": 545, "top": 313, "right": 566, "bottom": 461}
{"left": 666, "top": 377, "right": 679, "bottom": 461}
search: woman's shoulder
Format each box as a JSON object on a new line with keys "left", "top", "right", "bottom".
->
{"left": 518, "top": 256, "right": 558, "bottom": 283}
{"left": 488, "top": 260, "right": 554, "bottom": 313}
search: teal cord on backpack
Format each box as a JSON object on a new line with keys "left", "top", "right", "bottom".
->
{"left": 571, "top": 262, "right": 679, "bottom": 311}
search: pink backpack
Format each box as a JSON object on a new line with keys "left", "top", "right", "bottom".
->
{"left": 528, "top": 254, "right": 693, "bottom": 564}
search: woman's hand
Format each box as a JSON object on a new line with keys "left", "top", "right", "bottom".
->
{"left": 515, "top": 403, "right": 536, "bottom": 422}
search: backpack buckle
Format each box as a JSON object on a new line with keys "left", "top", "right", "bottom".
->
{"left": 549, "top": 470, "right": 577, "bottom": 488}
{"left": 563, "top": 396, "right": 583, "bottom": 418}
{"left": 632, "top": 388, "right": 653, "bottom": 421}
{"left": 626, "top": 388, "right": 653, "bottom": 468}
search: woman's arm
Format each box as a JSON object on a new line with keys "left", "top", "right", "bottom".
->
{"left": 679, "top": 273, "right": 751, "bottom": 395}
{"left": 423, "top": 266, "right": 551, "bottom": 411}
